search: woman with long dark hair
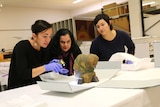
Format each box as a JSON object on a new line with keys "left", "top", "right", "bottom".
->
{"left": 47, "top": 28, "right": 82, "bottom": 76}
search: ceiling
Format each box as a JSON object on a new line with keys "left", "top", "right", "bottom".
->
{"left": 0, "top": 0, "right": 124, "bottom": 18}
{"left": 0, "top": 0, "right": 158, "bottom": 18}
{"left": 0, "top": 0, "right": 101, "bottom": 10}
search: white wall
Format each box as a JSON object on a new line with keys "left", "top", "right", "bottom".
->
{"left": 0, "top": 1, "right": 159, "bottom": 52}
{"left": 0, "top": 7, "right": 71, "bottom": 50}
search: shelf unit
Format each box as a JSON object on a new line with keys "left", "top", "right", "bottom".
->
{"left": 103, "top": 2, "right": 129, "bottom": 19}
{"left": 143, "top": 5, "right": 160, "bottom": 14}
{"left": 52, "top": 18, "right": 74, "bottom": 36}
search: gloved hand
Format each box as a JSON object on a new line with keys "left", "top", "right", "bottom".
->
{"left": 59, "top": 68, "right": 69, "bottom": 75}
{"left": 49, "top": 59, "right": 65, "bottom": 67}
{"left": 49, "top": 59, "right": 60, "bottom": 63}
{"left": 44, "top": 62, "right": 62, "bottom": 73}
{"left": 44, "top": 62, "right": 69, "bottom": 74}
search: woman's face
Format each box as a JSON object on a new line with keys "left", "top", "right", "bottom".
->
{"left": 96, "top": 19, "right": 111, "bottom": 36}
{"left": 59, "top": 34, "right": 72, "bottom": 52}
{"left": 34, "top": 28, "right": 52, "bottom": 48}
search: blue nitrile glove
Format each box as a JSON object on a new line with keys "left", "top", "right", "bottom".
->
{"left": 49, "top": 59, "right": 66, "bottom": 68}
{"left": 49, "top": 59, "right": 60, "bottom": 63}
{"left": 44, "top": 62, "right": 63, "bottom": 73}
{"left": 59, "top": 68, "right": 69, "bottom": 75}
{"left": 123, "top": 60, "right": 133, "bottom": 64}
{"left": 125, "top": 60, "right": 133, "bottom": 64}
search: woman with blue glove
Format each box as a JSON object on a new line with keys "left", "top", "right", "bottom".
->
{"left": 46, "top": 29, "right": 82, "bottom": 76}
{"left": 8, "top": 20, "right": 68, "bottom": 89}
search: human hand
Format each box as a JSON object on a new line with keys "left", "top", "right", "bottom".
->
{"left": 59, "top": 68, "right": 69, "bottom": 75}
{"left": 123, "top": 60, "right": 133, "bottom": 64}
{"left": 44, "top": 62, "right": 63, "bottom": 73}
{"left": 44, "top": 62, "right": 69, "bottom": 75}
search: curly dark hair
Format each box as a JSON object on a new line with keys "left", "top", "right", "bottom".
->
{"left": 47, "top": 28, "right": 82, "bottom": 60}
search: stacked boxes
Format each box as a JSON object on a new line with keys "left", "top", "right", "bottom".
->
{"left": 103, "top": 2, "right": 130, "bottom": 32}
{"left": 111, "top": 17, "right": 130, "bottom": 32}
{"left": 103, "top": 3, "right": 119, "bottom": 17}
{"left": 103, "top": 2, "right": 129, "bottom": 17}
{"left": 118, "top": 2, "right": 129, "bottom": 16}
{"left": 142, "top": 5, "right": 151, "bottom": 10}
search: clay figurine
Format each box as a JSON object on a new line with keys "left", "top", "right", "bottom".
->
{"left": 73, "top": 54, "right": 99, "bottom": 84}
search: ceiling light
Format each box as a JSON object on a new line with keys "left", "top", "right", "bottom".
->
{"left": 73, "top": 0, "right": 83, "bottom": 4}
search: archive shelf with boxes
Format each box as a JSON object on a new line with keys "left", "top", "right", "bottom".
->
{"left": 103, "top": 2, "right": 130, "bottom": 34}
{"left": 103, "top": 2, "right": 129, "bottom": 18}
{"left": 103, "top": 2, "right": 160, "bottom": 36}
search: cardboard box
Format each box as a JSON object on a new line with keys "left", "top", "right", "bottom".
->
{"left": 103, "top": 2, "right": 129, "bottom": 17}
{"left": 118, "top": 2, "right": 129, "bottom": 15}
{"left": 111, "top": 16, "right": 130, "bottom": 32}
{"left": 103, "top": 2, "right": 130, "bottom": 32}
{"left": 103, "top": 2, "right": 117, "bottom": 9}
{"left": 142, "top": 5, "right": 151, "bottom": 10}
{"left": 103, "top": 3, "right": 119, "bottom": 17}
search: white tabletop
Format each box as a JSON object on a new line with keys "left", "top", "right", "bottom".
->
{"left": 1, "top": 67, "right": 160, "bottom": 107}
{"left": 0, "top": 84, "right": 150, "bottom": 107}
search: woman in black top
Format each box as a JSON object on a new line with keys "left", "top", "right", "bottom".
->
{"left": 47, "top": 28, "right": 82, "bottom": 76}
{"left": 8, "top": 20, "right": 68, "bottom": 89}
{"left": 90, "top": 13, "right": 135, "bottom": 61}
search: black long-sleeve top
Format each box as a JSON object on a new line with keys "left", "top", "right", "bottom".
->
{"left": 90, "top": 30, "right": 135, "bottom": 61}
{"left": 8, "top": 40, "right": 47, "bottom": 89}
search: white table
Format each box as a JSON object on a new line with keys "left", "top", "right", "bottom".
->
{"left": 1, "top": 68, "right": 160, "bottom": 107}
{"left": 0, "top": 84, "right": 151, "bottom": 107}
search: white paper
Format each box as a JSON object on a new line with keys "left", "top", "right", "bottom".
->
{"left": 40, "top": 72, "right": 75, "bottom": 82}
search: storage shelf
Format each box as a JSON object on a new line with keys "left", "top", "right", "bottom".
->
{"left": 143, "top": 5, "right": 160, "bottom": 14}
{"left": 110, "top": 13, "right": 129, "bottom": 19}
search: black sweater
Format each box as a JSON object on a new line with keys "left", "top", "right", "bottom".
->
{"left": 8, "top": 40, "right": 47, "bottom": 89}
{"left": 90, "top": 30, "right": 135, "bottom": 61}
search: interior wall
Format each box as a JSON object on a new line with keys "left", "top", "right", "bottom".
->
{"left": 0, "top": 7, "right": 71, "bottom": 51}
